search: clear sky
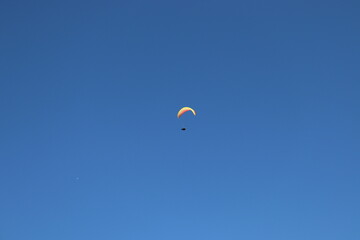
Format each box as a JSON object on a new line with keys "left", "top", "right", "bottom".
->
{"left": 1, "top": 0, "right": 359, "bottom": 239}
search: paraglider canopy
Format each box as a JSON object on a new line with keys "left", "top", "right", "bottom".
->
{"left": 177, "top": 107, "right": 196, "bottom": 118}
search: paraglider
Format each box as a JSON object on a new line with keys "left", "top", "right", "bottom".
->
{"left": 177, "top": 107, "right": 196, "bottom": 131}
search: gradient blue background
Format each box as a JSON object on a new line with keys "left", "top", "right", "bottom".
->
{"left": 1, "top": 0, "right": 359, "bottom": 239}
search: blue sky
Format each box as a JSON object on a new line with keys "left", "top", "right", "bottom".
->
{"left": 1, "top": 0, "right": 359, "bottom": 239}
